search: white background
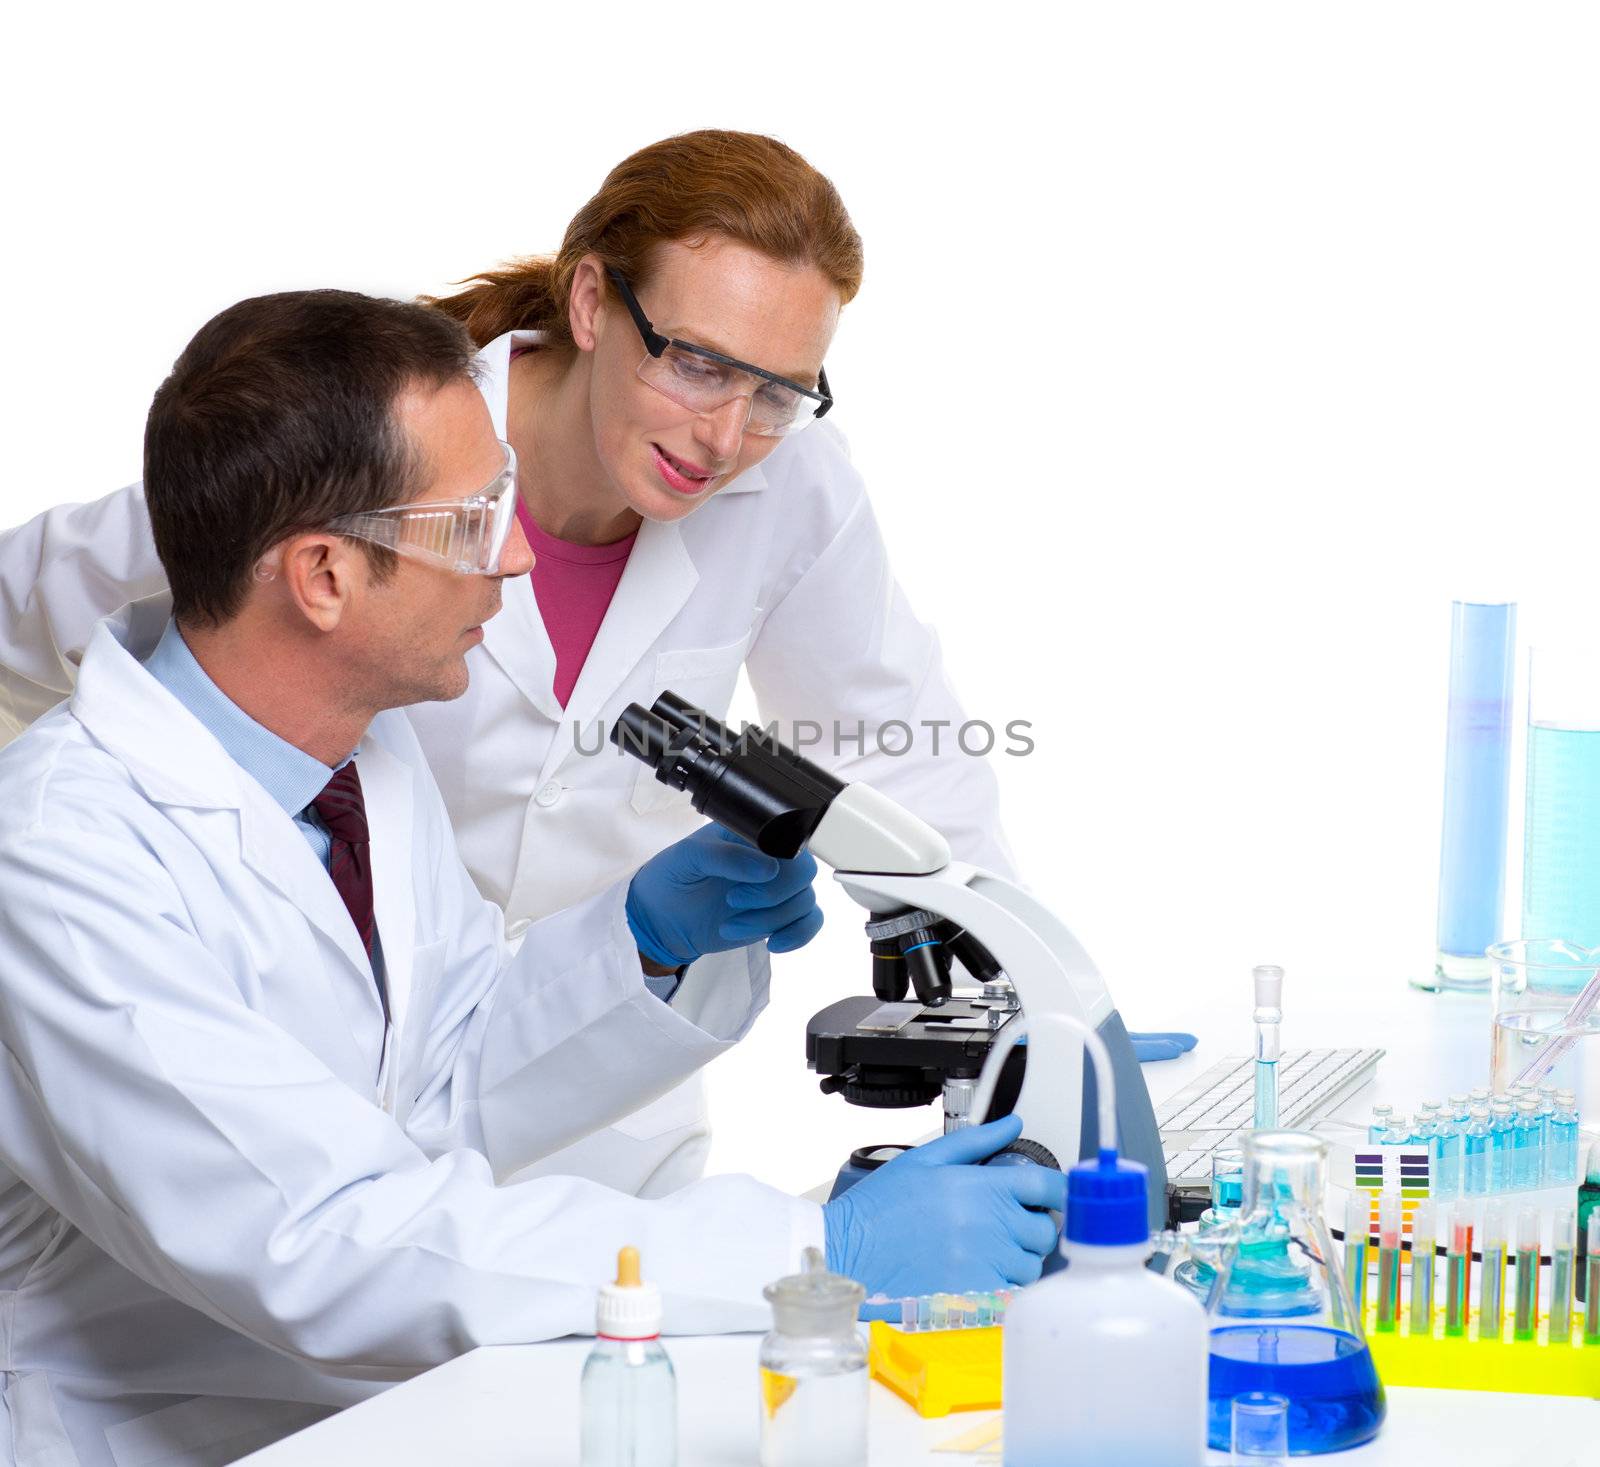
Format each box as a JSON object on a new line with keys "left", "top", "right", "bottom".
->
{"left": 4, "top": 3, "right": 1599, "bottom": 1195}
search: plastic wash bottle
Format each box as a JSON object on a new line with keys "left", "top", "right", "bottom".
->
{"left": 1002, "top": 1149, "right": 1207, "bottom": 1466}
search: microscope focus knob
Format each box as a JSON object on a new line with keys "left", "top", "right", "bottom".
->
{"left": 984, "top": 1138, "right": 1061, "bottom": 1172}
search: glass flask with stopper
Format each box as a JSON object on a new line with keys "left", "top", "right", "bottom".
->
{"left": 1205, "top": 1131, "right": 1385, "bottom": 1455}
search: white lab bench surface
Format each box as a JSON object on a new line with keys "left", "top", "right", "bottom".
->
{"left": 238, "top": 970, "right": 1600, "bottom": 1465}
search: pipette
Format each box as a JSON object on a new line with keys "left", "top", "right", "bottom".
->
{"left": 1408, "top": 1198, "right": 1435, "bottom": 1335}
{"left": 1512, "top": 1207, "right": 1539, "bottom": 1341}
{"left": 1376, "top": 1192, "right": 1401, "bottom": 1332}
{"left": 1445, "top": 1205, "right": 1471, "bottom": 1338}
{"left": 1343, "top": 1192, "right": 1370, "bottom": 1316}
{"left": 1512, "top": 954, "right": 1600, "bottom": 1085}
{"left": 1586, "top": 1214, "right": 1600, "bottom": 1346}
{"left": 1549, "top": 1206, "right": 1575, "bottom": 1345}
{"left": 1252, "top": 965, "right": 1283, "bottom": 1129}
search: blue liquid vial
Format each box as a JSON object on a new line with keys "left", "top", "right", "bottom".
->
{"left": 1207, "top": 1326, "right": 1386, "bottom": 1454}
{"left": 1547, "top": 1092, "right": 1580, "bottom": 1185}
{"left": 1488, "top": 1102, "right": 1516, "bottom": 1192}
{"left": 1464, "top": 1103, "right": 1493, "bottom": 1195}
{"left": 1512, "top": 1097, "right": 1543, "bottom": 1189}
{"left": 1366, "top": 1105, "right": 1393, "bottom": 1145}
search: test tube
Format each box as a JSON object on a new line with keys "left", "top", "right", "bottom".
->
{"left": 1478, "top": 1203, "right": 1507, "bottom": 1341}
{"left": 1586, "top": 1214, "right": 1600, "bottom": 1345}
{"left": 1513, "top": 1207, "right": 1540, "bottom": 1341}
{"left": 1409, "top": 1198, "right": 1436, "bottom": 1335}
{"left": 1550, "top": 1207, "right": 1576, "bottom": 1345}
{"left": 1445, "top": 1204, "right": 1472, "bottom": 1337}
{"left": 1375, "top": 1192, "right": 1401, "bottom": 1332}
{"left": 1252, "top": 966, "right": 1283, "bottom": 1129}
{"left": 1344, "top": 1193, "right": 1370, "bottom": 1318}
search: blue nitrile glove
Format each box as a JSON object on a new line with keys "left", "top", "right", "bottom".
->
{"left": 822, "top": 1114, "right": 1067, "bottom": 1302}
{"left": 625, "top": 824, "right": 824, "bottom": 969}
{"left": 1129, "top": 1031, "right": 1199, "bottom": 1062}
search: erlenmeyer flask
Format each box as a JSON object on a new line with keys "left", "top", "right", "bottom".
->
{"left": 1205, "top": 1132, "right": 1386, "bottom": 1454}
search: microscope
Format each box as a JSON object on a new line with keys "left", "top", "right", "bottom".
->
{"left": 612, "top": 693, "right": 1169, "bottom": 1228}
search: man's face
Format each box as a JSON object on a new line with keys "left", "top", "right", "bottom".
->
{"left": 352, "top": 379, "right": 533, "bottom": 707}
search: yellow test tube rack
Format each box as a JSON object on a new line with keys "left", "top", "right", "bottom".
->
{"left": 867, "top": 1320, "right": 1002, "bottom": 1417}
{"left": 1365, "top": 1307, "right": 1600, "bottom": 1396}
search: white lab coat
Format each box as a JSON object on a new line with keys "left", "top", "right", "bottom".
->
{"left": 0, "top": 614, "right": 818, "bottom": 1467}
{"left": 0, "top": 329, "right": 1016, "bottom": 1194}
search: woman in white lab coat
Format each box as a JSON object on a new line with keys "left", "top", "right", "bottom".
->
{"left": 0, "top": 131, "right": 1187, "bottom": 1195}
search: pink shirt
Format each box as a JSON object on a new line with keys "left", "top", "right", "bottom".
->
{"left": 515, "top": 496, "right": 637, "bottom": 708}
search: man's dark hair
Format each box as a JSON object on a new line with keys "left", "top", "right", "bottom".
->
{"left": 144, "top": 289, "right": 478, "bottom": 626}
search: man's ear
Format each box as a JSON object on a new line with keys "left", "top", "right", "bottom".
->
{"left": 278, "top": 533, "right": 361, "bottom": 632}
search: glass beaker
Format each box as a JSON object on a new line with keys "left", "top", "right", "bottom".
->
{"left": 1488, "top": 939, "right": 1600, "bottom": 1142}
{"left": 1206, "top": 1132, "right": 1385, "bottom": 1455}
{"left": 759, "top": 1248, "right": 867, "bottom": 1467}
{"left": 1522, "top": 642, "right": 1600, "bottom": 950}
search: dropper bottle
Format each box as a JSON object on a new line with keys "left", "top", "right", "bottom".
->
{"left": 580, "top": 1247, "right": 677, "bottom": 1467}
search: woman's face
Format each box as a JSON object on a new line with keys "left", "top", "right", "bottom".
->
{"left": 580, "top": 237, "right": 841, "bottom": 523}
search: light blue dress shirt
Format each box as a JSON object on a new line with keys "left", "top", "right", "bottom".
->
{"left": 143, "top": 619, "right": 387, "bottom": 991}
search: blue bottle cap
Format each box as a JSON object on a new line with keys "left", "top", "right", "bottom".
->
{"left": 1065, "top": 1148, "right": 1149, "bottom": 1246}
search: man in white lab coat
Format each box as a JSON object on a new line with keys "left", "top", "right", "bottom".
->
{"left": 0, "top": 290, "right": 1065, "bottom": 1466}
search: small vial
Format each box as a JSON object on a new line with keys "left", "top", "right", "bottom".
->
{"left": 1376, "top": 1192, "right": 1402, "bottom": 1332}
{"left": 1547, "top": 1090, "right": 1581, "bottom": 1185}
{"left": 1587, "top": 1214, "right": 1600, "bottom": 1346}
{"left": 1445, "top": 1204, "right": 1472, "bottom": 1338}
{"left": 1379, "top": 1112, "right": 1411, "bottom": 1147}
{"left": 1469, "top": 1086, "right": 1492, "bottom": 1105}
{"left": 1211, "top": 1146, "right": 1246, "bottom": 1213}
{"left": 1513, "top": 1207, "right": 1540, "bottom": 1341}
{"left": 582, "top": 1248, "right": 676, "bottom": 1467}
{"left": 1344, "top": 1193, "right": 1371, "bottom": 1318}
{"left": 1435, "top": 1097, "right": 1467, "bottom": 1199}
{"left": 1463, "top": 1102, "right": 1493, "bottom": 1195}
{"left": 917, "top": 1295, "right": 932, "bottom": 1331}
{"left": 900, "top": 1297, "right": 917, "bottom": 1331}
{"left": 975, "top": 1294, "right": 994, "bottom": 1328}
{"left": 930, "top": 1294, "right": 948, "bottom": 1330}
{"left": 1488, "top": 1101, "right": 1516, "bottom": 1192}
{"left": 1513, "top": 1096, "right": 1543, "bottom": 1190}
{"left": 1252, "top": 965, "right": 1283, "bottom": 1129}
{"left": 1367, "top": 1103, "right": 1394, "bottom": 1144}
{"left": 1550, "top": 1206, "right": 1576, "bottom": 1345}
{"left": 1408, "top": 1198, "right": 1436, "bottom": 1335}
{"left": 1478, "top": 1203, "right": 1507, "bottom": 1341}
{"left": 1231, "top": 1390, "right": 1289, "bottom": 1463}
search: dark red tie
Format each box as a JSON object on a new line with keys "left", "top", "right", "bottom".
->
{"left": 312, "top": 764, "right": 385, "bottom": 1013}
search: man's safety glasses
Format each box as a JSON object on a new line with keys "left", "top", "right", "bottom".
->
{"left": 607, "top": 269, "right": 833, "bottom": 438}
{"left": 327, "top": 441, "right": 520, "bottom": 575}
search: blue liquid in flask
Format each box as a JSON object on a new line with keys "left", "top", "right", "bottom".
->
{"left": 1207, "top": 1325, "right": 1385, "bottom": 1454}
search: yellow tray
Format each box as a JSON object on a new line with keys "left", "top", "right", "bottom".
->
{"left": 1365, "top": 1311, "right": 1600, "bottom": 1396}
{"left": 868, "top": 1321, "right": 1002, "bottom": 1417}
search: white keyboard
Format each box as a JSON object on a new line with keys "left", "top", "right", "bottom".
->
{"left": 1157, "top": 1047, "right": 1384, "bottom": 1189}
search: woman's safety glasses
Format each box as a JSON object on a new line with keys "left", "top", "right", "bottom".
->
{"left": 327, "top": 441, "right": 520, "bottom": 575}
{"left": 607, "top": 269, "right": 832, "bottom": 438}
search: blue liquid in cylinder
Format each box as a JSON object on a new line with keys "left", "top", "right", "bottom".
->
{"left": 1207, "top": 1326, "right": 1385, "bottom": 1454}
{"left": 1523, "top": 724, "right": 1600, "bottom": 950}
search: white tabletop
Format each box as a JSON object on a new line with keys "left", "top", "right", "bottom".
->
{"left": 238, "top": 972, "right": 1600, "bottom": 1465}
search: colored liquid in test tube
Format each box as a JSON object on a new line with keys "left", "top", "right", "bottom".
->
{"left": 1408, "top": 1198, "right": 1435, "bottom": 1336}
{"left": 1549, "top": 1207, "right": 1575, "bottom": 1345}
{"left": 1445, "top": 1206, "right": 1472, "bottom": 1338}
{"left": 1478, "top": 1204, "right": 1507, "bottom": 1342}
{"left": 1587, "top": 1214, "right": 1600, "bottom": 1346}
{"left": 1376, "top": 1193, "right": 1401, "bottom": 1332}
{"left": 1343, "top": 1193, "right": 1370, "bottom": 1317}
{"left": 1252, "top": 966, "right": 1283, "bottom": 1129}
{"left": 1513, "top": 1208, "right": 1540, "bottom": 1341}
